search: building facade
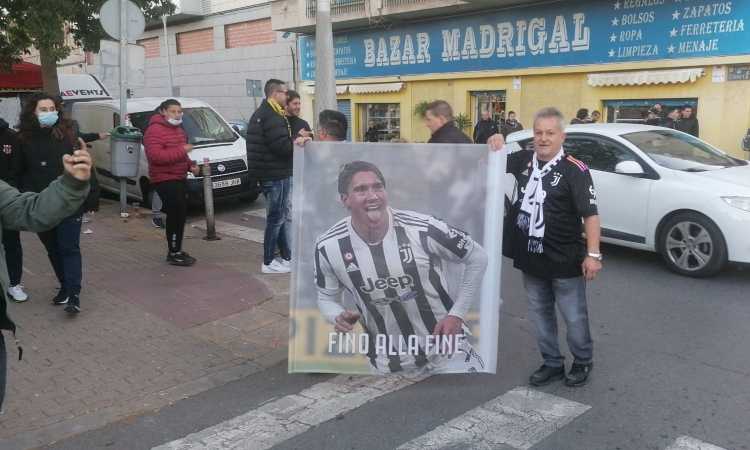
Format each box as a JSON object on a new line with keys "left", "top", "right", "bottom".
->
{"left": 131, "top": 0, "right": 296, "bottom": 122}
{"left": 24, "top": 0, "right": 295, "bottom": 124}
{"left": 274, "top": 0, "right": 750, "bottom": 157}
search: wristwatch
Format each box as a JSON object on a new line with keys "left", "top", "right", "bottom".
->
{"left": 587, "top": 252, "right": 603, "bottom": 261}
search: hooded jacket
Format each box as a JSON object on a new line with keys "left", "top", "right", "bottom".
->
{"left": 245, "top": 99, "right": 293, "bottom": 181}
{"left": 143, "top": 114, "right": 191, "bottom": 185}
{"left": 428, "top": 122, "right": 472, "bottom": 144}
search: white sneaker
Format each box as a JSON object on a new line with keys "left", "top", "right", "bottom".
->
{"left": 7, "top": 285, "right": 28, "bottom": 303}
{"left": 262, "top": 259, "right": 291, "bottom": 274}
{"left": 276, "top": 257, "right": 292, "bottom": 269}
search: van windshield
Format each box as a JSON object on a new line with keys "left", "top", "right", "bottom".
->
{"left": 130, "top": 107, "right": 239, "bottom": 146}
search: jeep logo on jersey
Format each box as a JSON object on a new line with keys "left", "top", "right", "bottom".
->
{"left": 361, "top": 275, "right": 414, "bottom": 293}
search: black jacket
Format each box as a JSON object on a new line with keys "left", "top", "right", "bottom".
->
{"left": 288, "top": 115, "right": 311, "bottom": 139}
{"left": 473, "top": 119, "right": 498, "bottom": 144}
{"left": 502, "top": 120, "right": 524, "bottom": 137}
{"left": 0, "top": 119, "right": 20, "bottom": 187}
{"left": 16, "top": 128, "right": 100, "bottom": 214}
{"left": 428, "top": 122, "right": 472, "bottom": 144}
{"left": 676, "top": 117, "right": 699, "bottom": 137}
{"left": 246, "top": 99, "right": 293, "bottom": 181}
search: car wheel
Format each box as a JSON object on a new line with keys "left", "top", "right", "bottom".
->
{"left": 657, "top": 212, "right": 727, "bottom": 277}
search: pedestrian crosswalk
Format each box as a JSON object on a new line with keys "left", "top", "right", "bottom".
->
{"left": 151, "top": 374, "right": 727, "bottom": 450}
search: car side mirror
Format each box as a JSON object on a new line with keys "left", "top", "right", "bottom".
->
{"left": 615, "top": 160, "right": 646, "bottom": 176}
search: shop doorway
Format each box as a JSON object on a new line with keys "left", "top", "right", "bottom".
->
{"left": 471, "top": 91, "right": 507, "bottom": 124}
{"left": 359, "top": 103, "right": 401, "bottom": 142}
{"left": 604, "top": 98, "right": 698, "bottom": 123}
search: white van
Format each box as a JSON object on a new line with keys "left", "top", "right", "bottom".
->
{"left": 72, "top": 97, "right": 259, "bottom": 205}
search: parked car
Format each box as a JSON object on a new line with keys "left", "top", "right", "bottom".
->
{"left": 73, "top": 97, "right": 260, "bottom": 206}
{"left": 505, "top": 124, "right": 750, "bottom": 277}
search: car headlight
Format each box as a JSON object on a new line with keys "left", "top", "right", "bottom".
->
{"left": 722, "top": 196, "right": 750, "bottom": 212}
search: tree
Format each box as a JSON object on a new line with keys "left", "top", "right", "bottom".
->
{"left": 0, "top": 0, "right": 174, "bottom": 94}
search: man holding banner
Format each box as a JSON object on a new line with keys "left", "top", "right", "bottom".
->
{"left": 489, "top": 107, "right": 601, "bottom": 388}
{"left": 313, "top": 161, "right": 488, "bottom": 374}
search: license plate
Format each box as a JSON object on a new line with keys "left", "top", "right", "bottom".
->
{"left": 212, "top": 178, "right": 241, "bottom": 189}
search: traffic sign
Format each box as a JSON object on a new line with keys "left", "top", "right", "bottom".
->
{"left": 99, "top": 0, "right": 145, "bottom": 42}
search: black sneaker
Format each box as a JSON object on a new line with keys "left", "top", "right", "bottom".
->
{"left": 52, "top": 290, "right": 69, "bottom": 305}
{"left": 565, "top": 363, "right": 593, "bottom": 387}
{"left": 152, "top": 216, "right": 165, "bottom": 228}
{"left": 166, "top": 251, "right": 196, "bottom": 267}
{"left": 529, "top": 364, "right": 565, "bottom": 387}
{"left": 64, "top": 294, "right": 81, "bottom": 314}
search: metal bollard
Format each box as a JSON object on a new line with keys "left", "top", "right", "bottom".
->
{"left": 202, "top": 157, "right": 220, "bottom": 241}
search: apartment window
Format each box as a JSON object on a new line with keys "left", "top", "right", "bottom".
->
{"left": 360, "top": 104, "right": 400, "bottom": 142}
{"left": 137, "top": 37, "right": 160, "bottom": 59}
{"left": 176, "top": 28, "right": 214, "bottom": 55}
{"left": 225, "top": 19, "right": 275, "bottom": 48}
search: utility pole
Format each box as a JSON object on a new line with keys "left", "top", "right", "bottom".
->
{"left": 315, "top": 0, "right": 337, "bottom": 119}
{"left": 162, "top": 15, "right": 175, "bottom": 96}
{"left": 118, "top": 0, "right": 129, "bottom": 214}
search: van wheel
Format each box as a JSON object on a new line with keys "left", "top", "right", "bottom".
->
{"left": 657, "top": 212, "right": 727, "bottom": 278}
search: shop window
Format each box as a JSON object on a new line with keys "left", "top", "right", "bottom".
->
{"left": 603, "top": 99, "right": 697, "bottom": 124}
{"left": 471, "top": 91, "right": 506, "bottom": 124}
{"left": 360, "top": 104, "right": 400, "bottom": 142}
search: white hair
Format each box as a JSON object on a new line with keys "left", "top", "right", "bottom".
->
{"left": 533, "top": 107, "right": 566, "bottom": 131}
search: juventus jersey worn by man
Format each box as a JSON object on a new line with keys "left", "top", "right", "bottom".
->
{"left": 314, "top": 208, "right": 486, "bottom": 374}
{"left": 506, "top": 149, "right": 599, "bottom": 279}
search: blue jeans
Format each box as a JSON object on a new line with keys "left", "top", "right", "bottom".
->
{"left": 38, "top": 215, "right": 83, "bottom": 296}
{"left": 523, "top": 273, "right": 593, "bottom": 367}
{"left": 261, "top": 178, "right": 292, "bottom": 265}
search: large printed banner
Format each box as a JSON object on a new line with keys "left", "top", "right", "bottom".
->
{"left": 299, "top": 0, "right": 750, "bottom": 80}
{"left": 289, "top": 143, "right": 506, "bottom": 375}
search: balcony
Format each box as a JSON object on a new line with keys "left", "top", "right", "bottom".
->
{"left": 305, "top": 0, "right": 366, "bottom": 18}
{"left": 272, "top": 0, "right": 538, "bottom": 33}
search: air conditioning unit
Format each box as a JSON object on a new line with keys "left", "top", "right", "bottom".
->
{"left": 173, "top": 0, "right": 203, "bottom": 15}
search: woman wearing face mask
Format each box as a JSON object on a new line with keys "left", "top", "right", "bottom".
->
{"left": 144, "top": 99, "right": 199, "bottom": 266}
{"left": 15, "top": 93, "right": 99, "bottom": 314}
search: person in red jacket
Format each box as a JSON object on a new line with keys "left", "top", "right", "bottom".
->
{"left": 144, "top": 99, "right": 199, "bottom": 266}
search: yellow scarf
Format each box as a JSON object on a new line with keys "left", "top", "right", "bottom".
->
{"left": 268, "top": 98, "right": 292, "bottom": 138}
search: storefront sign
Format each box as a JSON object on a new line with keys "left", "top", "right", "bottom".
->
{"left": 289, "top": 142, "right": 506, "bottom": 374}
{"left": 299, "top": 0, "right": 750, "bottom": 80}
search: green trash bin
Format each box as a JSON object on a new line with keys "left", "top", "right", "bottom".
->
{"left": 110, "top": 126, "right": 142, "bottom": 178}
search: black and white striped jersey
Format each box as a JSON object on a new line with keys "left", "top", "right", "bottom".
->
{"left": 314, "top": 208, "right": 478, "bottom": 373}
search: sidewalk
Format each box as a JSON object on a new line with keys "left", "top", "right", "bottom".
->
{"left": 0, "top": 200, "right": 290, "bottom": 450}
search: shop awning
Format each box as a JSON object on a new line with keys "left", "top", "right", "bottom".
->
{"left": 587, "top": 68, "right": 705, "bottom": 87}
{"left": 348, "top": 82, "right": 404, "bottom": 94}
{"left": 302, "top": 84, "right": 349, "bottom": 95}
{"left": 0, "top": 62, "right": 43, "bottom": 91}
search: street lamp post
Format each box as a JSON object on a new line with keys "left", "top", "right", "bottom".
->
{"left": 315, "top": 0, "right": 337, "bottom": 118}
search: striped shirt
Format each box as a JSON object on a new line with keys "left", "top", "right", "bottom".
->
{"left": 314, "top": 208, "right": 477, "bottom": 373}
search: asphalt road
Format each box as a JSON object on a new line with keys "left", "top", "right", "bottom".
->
{"left": 45, "top": 199, "right": 750, "bottom": 450}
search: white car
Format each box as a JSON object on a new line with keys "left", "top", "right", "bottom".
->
{"left": 505, "top": 124, "right": 750, "bottom": 277}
